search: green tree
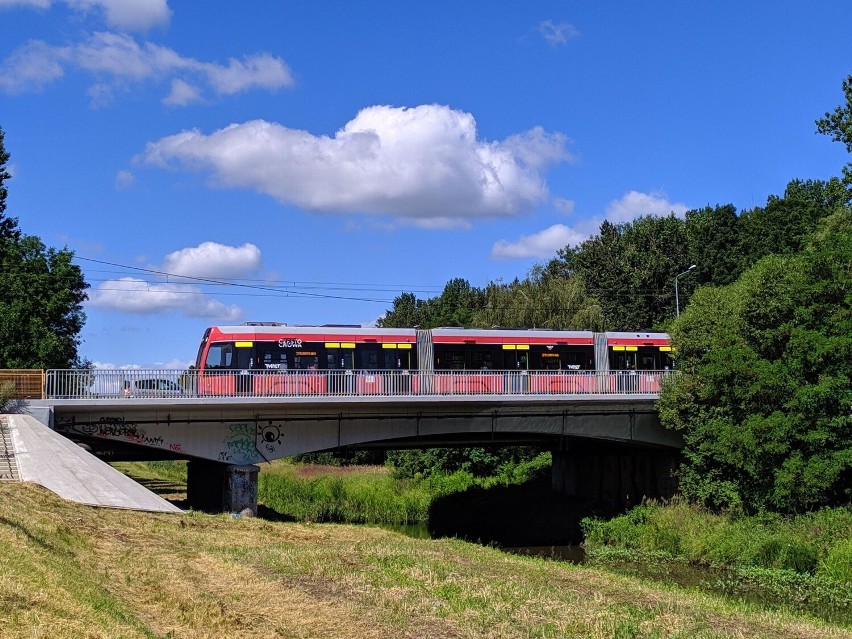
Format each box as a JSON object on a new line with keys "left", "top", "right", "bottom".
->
{"left": 428, "top": 278, "right": 484, "bottom": 328}
{"left": 552, "top": 215, "right": 691, "bottom": 329}
{"left": 377, "top": 292, "right": 429, "bottom": 328}
{"left": 658, "top": 209, "right": 852, "bottom": 513}
{"left": 739, "top": 178, "right": 850, "bottom": 266}
{"left": 816, "top": 73, "right": 852, "bottom": 185}
{"left": 473, "top": 265, "right": 604, "bottom": 330}
{"left": 685, "top": 204, "right": 742, "bottom": 287}
{"left": 0, "top": 127, "right": 89, "bottom": 369}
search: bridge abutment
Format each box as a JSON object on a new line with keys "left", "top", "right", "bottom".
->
{"left": 551, "top": 446, "right": 680, "bottom": 513}
{"left": 186, "top": 460, "right": 259, "bottom": 515}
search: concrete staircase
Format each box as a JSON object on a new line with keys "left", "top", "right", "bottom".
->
{"left": 0, "top": 415, "right": 20, "bottom": 481}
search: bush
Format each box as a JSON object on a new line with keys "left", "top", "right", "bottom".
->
{"left": 0, "top": 380, "right": 14, "bottom": 412}
{"left": 583, "top": 502, "right": 851, "bottom": 584}
{"left": 818, "top": 538, "right": 852, "bottom": 585}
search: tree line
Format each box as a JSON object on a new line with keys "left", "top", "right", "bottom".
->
{"left": 380, "top": 178, "right": 849, "bottom": 334}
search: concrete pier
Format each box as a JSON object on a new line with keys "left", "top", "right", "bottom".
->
{"left": 186, "top": 459, "right": 259, "bottom": 515}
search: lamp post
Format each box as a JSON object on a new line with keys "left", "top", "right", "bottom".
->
{"left": 675, "top": 264, "right": 697, "bottom": 317}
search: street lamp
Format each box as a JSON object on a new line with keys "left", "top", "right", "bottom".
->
{"left": 675, "top": 264, "right": 697, "bottom": 317}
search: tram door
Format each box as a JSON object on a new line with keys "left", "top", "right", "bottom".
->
{"left": 234, "top": 341, "right": 254, "bottom": 394}
{"left": 326, "top": 342, "right": 355, "bottom": 393}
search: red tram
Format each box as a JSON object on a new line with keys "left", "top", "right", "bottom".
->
{"left": 193, "top": 322, "right": 673, "bottom": 395}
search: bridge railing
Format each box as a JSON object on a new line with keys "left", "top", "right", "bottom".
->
{"left": 43, "top": 369, "right": 674, "bottom": 400}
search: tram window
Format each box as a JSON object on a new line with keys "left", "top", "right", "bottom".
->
{"left": 472, "top": 351, "right": 493, "bottom": 370}
{"left": 360, "top": 348, "right": 379, "bottom": 370}
{"left": 382, "top": 350, "right": 398, "bottom": 370}
{"left": 610, "top": 352, "right": 636, "bottom": 370}
{"left": 539, "top": 353, "right": 561, "bottom": 370}
{"left": 205, "top": 343, "right": 233, "bottom": 369}
{"left": 257, "top": 344, "right": 288, "bottom": 370}
{"left": 564, "top": 352, "right": 588, "bottom": 370}
{"left": 294, "top": 351, "right": 319, "bottom": 370}
{"left": 448, "top": 351, "right": 466, "bottom": 370}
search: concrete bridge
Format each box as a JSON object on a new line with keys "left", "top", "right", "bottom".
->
{"left": 18, "top": 369, "right": 681, "bottom": 515}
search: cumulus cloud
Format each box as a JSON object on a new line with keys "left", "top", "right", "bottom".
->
{"left": 0, "top": 0, "right": 171, "bottom": 30}
{"left": 0, "top": 31, "right": 293, "bottom": 102}
{"left": 491, "top": 224, "right": 584, "bottom": 260}
{"left": 490, "top": 190, "right": 690, "bottom": 260}
{"left": 538, "top": 20, "right": 580, "bottom": 46}
{"left": 87, "top": 241, "right": 261, "bottom": 319}
{"left": 160, "top": 241, "right": 262, "bottom": 280}
{"left": 138, "top": 105, "right": 572, "bottom": 224}
{"left": 604, "top": 190, "right": 689, "bottom": 223}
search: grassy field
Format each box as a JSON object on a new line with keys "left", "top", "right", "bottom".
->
{"left": 1, "top": 480, "right": 850, "bottom": 638}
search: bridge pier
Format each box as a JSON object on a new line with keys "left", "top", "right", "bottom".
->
{"left": 186, "top": 460, "right": 259, "bottom": 515}
{"left": 551, "top": 445, "right": 680, "bottom": 513}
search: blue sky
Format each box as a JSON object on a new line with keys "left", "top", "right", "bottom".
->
{"left": 1, "top": 0, "right": 850, "bottom": 369}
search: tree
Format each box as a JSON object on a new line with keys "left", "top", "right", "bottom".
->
{"left": 0, "top": 128, "right": 20, "bottom": 242}
{"left": 738, "top": 178, "right": 850, "bottom": 266}
{"left": 473, "top": 265, "right": 604, "bottom": 331}
{"left": 551, "top": 215, "right": 691, "bottom": 330}
{"left": 658, "top": 209, "right": 852, "bottom": 513}
{"left": 685, "top": 204, "right": 742, "bottom": 287}
{"left": 428, "top": 278, "right": 484, "bottom": 328}
{"left": 377, "top": 292, "right": 429, "bottom": 328}
{"left": 816, "top": 73, "right": 852, "bottom": 185}
{"left": 0, "top": 126, "right": 89, "bottom": 369}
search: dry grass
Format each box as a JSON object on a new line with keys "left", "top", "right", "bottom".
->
{"left": 1, "top": 482, "right": 848, "bottom": 638}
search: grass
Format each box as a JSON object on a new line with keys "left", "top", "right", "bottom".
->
{"left": 582, "top": 500, "right": 852, "bottom": 625}
{"left": 581, "top": 500, "right": 852, "bottom": 581}
{"left": 2, "top": 479, "right": 851, "bottom": 637}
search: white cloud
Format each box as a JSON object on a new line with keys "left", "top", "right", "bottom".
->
{"left": 160, "top": 241, "right": 261, "bottom": 279}
{"left": 114, "top": 169, "right": 135, "bottom": 189}
{"left": 87, "top": 241, "right": 260, "bottom": 319}
{"left": 491, "top": 224, "right": 584, "bottom": 260}
{"left": 66, "top": 0, "right": 172, "bottom": 31}
{"left": 491, "top": 190, "right": 690, "bottom": 260}
{"left": 0, "top": 32, "right": 293, "bottom": 103}
{"left": 0, "top": 0, "right": 171, "bottom": 30}
{"left": 138, "top": 105, "right": 572, "bottom": 224}
{"left": 163, "top": 78, "right": 202, "bottom": 106}
{"left": 604, "top": 190, "right": 689, "bottom": 223}
{"left": 553, "top": 197, "right": 575, "bottom": 214}
{"left": 0, "top": 40, "right": 66, "bottom": 93}
{"left": 538, "top": 20, "right": 580, "bottom": 46}
{"left": 88, "top": 277, "right": 243, "bottom": 320}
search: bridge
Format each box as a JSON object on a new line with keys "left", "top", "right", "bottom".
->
{"left": 13, "top": 368, "right": 682, "bottom": 515}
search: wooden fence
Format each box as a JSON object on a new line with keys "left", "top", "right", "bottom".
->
{"left": 0, "top": 370, "right": 45, "bottom": 400}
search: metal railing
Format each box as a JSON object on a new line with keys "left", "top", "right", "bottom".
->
{"left": 42, "top": 369, "right": 673, "bottom": 400}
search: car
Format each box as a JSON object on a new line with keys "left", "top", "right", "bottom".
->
{"left": 122, "top": 378, "right": 184, "bottom": 398}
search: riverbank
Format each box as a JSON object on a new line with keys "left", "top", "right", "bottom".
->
{"left": 1, "top": 481, "right": 848, "bottom": 638}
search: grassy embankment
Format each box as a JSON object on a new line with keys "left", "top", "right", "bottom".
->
{"left": 581, "top": 501, "right": 852, "bottom": 624}
{"left": 2, "top": 478, "right": 851, "bottom": 639}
